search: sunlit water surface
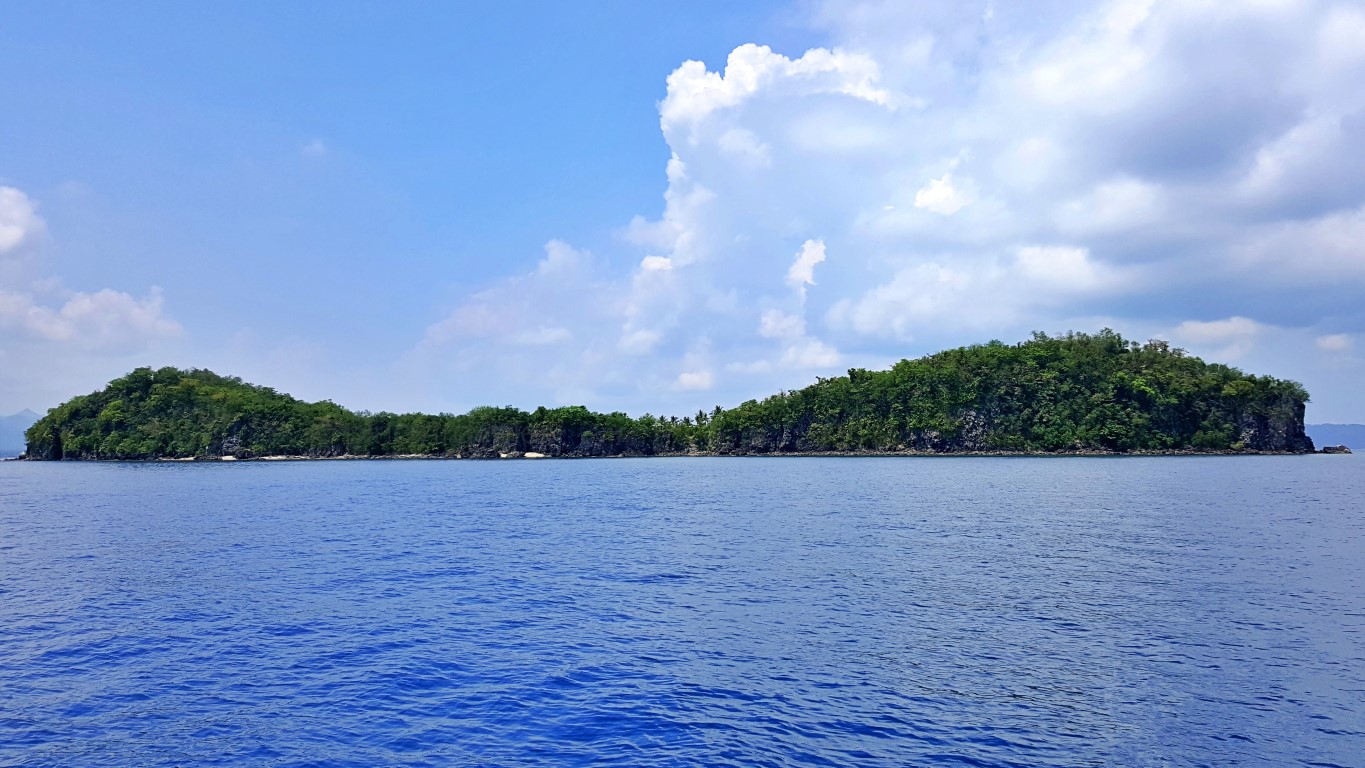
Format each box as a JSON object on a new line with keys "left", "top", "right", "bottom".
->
{"left": 1, "top": 456, "right": 1362, "bottom": 767}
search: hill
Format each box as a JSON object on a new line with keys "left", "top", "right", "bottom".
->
{"left": 23, "top": 330, "right": 1315, "bottom": 460}
{"left": 1, "top": 409, "right": 39, "bottom": 457}
{"left": 1306, "top": 424, "right": 1365, "bottom": 449}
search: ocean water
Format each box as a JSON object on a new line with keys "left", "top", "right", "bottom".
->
{"left": 1, "top": 456, "right": 1362, "bottom": 767}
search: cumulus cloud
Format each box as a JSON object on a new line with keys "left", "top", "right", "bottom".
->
{"left": 913, "top": 174, "right": 970, "bottom": 215}
{"left": 781, "top": 338, "right": 840, "bottom": 368}
{"left": 717, "top": 128, "right": 772, "bottom": 167}
{"left": 829, "top": 246, "right": 1127, "bottom": 340}
{"left": 405, "top": 0, "right": 1365, "bottom": 419}
{"left": 1171, "top": 316, "right": 1264, "bottom": 360}
{"left": 618, "top": 328, "right": 662, "bottom": 355}
{"left": 1230, "top": 205, "right": 1365, "bottom": 283}
{"left": 1055, "top": 177, "right": 1163, "bottom": 235}
{"left": 677, "top": 370, "right": 714, "bottom": 390}
{"left": 759, "top": 309, "right": 805, "bottom": 339}
{"left": 0, "top": 187, "right": 45, "bottom": 255}
{"left": 409, "top": 240, "right": 664, "bottom": 409}
{"left": 639, "top": 255, "right": 674, "bottom": 273}
{"left": 1, "top": 186, "right": 182, "bottom": 360}
{"left": 0, "top": 286, "right": 182, "bottom": 348}
{"left": 660, "top": 43, "right": 888, "bottom": 138}
{"left": 0, "top": 185, "right": 185, "bottom": 412}
{"left": 1015, "top": 246, "right": 1116, "bottom": 293}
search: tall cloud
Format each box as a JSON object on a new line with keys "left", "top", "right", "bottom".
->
{"left": 408, "top": 0, "right": 1365, "bottom": 419}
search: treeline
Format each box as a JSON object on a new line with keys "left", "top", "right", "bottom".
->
{"left": 22, "top": 369, "right": 695, "bottom": 460}
{"left": 24, "top": 330, "right": 1315, "bottom": 460}
{"left": 709, "top": 330, "right": 1312, "bottom": 453}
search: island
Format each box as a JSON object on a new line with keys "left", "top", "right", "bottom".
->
{"left": 23, "top": 330, "right": 1317, "bottom": 460}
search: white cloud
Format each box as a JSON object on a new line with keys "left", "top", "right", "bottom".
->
{"left": 829, "top": 263, "right": 975, "bottom": 340}
{"left": 0, "top": 287, "right": 182, "bottom": 348}
{"left": 785, "top": 239, "right": 827, "bottom": 296}
{"left": 1237, "top": 112, "right": 1365, "bottom": 211}
{"left": 913, "top": 173, "right": 970, "bottom": 215}
{"left": 1025, "top": 0, "right": 1157, "bottom": 111}
{"left": 717, "top": 128, "right": 772, "bottom": 167}
{"left": 1171, "top": 316, "right": 1264, "bottom": 360}
{"left": 422, "top": 240, "right": 597, "bottom": 348}
{"left": 535, "top": 239, "right": 589, "bottom": 277}
{"left": 639, "top": 255, "right": 674, "bottom": 273}
{"left": 0, "top": 187, "right": 44, "bottom": 255}
{"left": 401, "top": 0, "right": 1365, "bottom": 419}
{"left": 510, "top": 326, "right": 572, "bottom": 346}
{"left": 781, "top": 338, "right": 840, "bottom": 368}
{"left": 726, "top": 359, "right": 774, "bottom": 375}
{"left": 1056, "top": 177, "right": 1163, "bottom": 234}
{"left": 759, "top": 309, "right": 805, "bottom": 339}
{"left": 660, "top": 43, "right": 889, "bottom": 137}
{"left": 829, "top": 245, "right": 1126, "bottom": 341}
{"left": 1174, "top": 316, "right": 1262, "bottom": 343}
{"left": 1316, "top": 333, "right": 1352, "bottom": 352}
{"left": 302, "top": 139, "right": 327, "bottom": 157}
{"left": 0, "top": 185, "right": 183, "bottom": 391}
{"left": 622, "top": 155, "right": 714, "bottom": 267}
{"left": 677, "top": 370, "right": 714, "bottom": 390}
{"left": 1313, "top": 5, "right": 1365, "bottom": 84}
{"left": 618, "top": 328, "right": 662, "bottom": 354}
{"left": 1015, "top": 245, "right": 1113, "bottom": 292}
{"left": 1230, "top": 205, "right": 1365, "bottom": 283}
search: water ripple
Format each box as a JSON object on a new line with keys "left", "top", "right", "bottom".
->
{"left": 1, "top": 456, "right": 1363, "bottom": 766}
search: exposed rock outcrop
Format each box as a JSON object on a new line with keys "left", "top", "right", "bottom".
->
{"left": 1235, "top": 394, "right": 1316, "bottom": 453}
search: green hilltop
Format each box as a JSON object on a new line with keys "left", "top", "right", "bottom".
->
{"left": 24, "top": 330, "right": 1315, "bottom": 460}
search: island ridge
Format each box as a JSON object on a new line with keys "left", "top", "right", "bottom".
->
{"left": 23, "top": 330, "right": 1316, "bottom": 460}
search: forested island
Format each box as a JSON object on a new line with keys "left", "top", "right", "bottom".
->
{"left": 23, "top": 330, "right": 1318, "bottom": 460}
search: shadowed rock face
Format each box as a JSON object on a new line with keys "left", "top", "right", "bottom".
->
{"left": 1236, "top": 395, "right": 1315, "bottom": 453}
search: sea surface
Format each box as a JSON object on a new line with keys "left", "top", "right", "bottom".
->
{"left": 1, "top": 456, "right": 1362, "bottom": 767}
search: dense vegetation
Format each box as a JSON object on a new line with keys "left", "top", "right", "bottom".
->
{"left": 24, "top": 330, "right": 1315, "bottom": 460}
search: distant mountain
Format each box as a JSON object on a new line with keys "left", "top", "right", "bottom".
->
{"left": 0, "top": 409, "right": 39, "bottom": 456}
{"left": 1307, "top": 424, "right": 1365, "bottom": 449}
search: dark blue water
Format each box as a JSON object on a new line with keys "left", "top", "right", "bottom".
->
{"left": 2, "top": 457, "right": 1363, "bottom": 767}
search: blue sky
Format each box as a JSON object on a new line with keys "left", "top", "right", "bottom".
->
{"left": 2, "top": 0, "right": 1363, "bottom": 422}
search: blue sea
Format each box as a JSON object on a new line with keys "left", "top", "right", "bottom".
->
{"left": 1, "top": 456, "right": 1362, "bottom": 767}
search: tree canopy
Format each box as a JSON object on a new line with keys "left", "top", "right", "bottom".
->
{"left": 24, "top": 330, "right": 1315, "bottom": 460}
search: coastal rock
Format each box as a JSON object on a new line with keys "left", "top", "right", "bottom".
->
{"left": 1235, "top": 394, "right": 1316, "bottom": 453}
{"left": 1321, "top": 445, "right": 1352, "bottom": 454}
